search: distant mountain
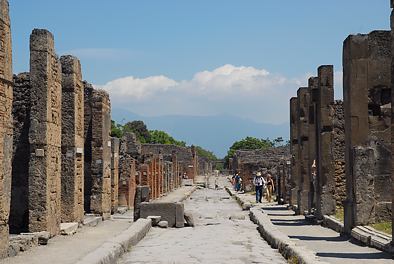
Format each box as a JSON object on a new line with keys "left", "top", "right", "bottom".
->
{"left": 111, "top": 108, "right": 289, "bottom": 158}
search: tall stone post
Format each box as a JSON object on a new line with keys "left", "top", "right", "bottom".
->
{"left": 60, "top": 55, "right": 84, "bottom": 224}
{"left": 29, "top": 29, "right": 62, "bottom": 236}
{"left": 308, "top": 77, "right": 318, "bottom": 213}
{"left": 289, "top": 97, "right": 299, "bottom": 207}
{"left": 110, "top": 137, "right": 119, "bottom": 213}
{"left": 89, "top": 90, "right": 112, "bottom": 219}
{"left": 172, "top": 151, "right": 178, "bottom": 189}
{"left": 296, "top": 88, "right": 310, "bottom": 214}
{"left": 390, "top": 0, "right": 394, "bottom": 243}
{"left": 344, "top": 31, "right": 391, "bottom": 233}
{"left": 315, "top": 65, "right": 336, "bottom": 219}
{"left": 0, "top": 0, "right": 12, "bottom": 257}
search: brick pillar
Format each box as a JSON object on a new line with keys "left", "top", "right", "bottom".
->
{"left": 296, "top": 88, "right": 310, "bottom": 214}
{"left": 89, "top": 90, "right": 111, "bottom": 219}
{"left": 0, "top": 0, "right": 12, "bottom": 257}
{"left": 60, "top": 55, "right": 84, "bottom": 224}
{"left": 110, "top": 137, "right": 119, "bottom": 213}
{"left": 29, "top": 29, "right": 62, "bottom": 236}
{"left": 289, "top": 97, "right": 299, "bottom": 207}
{"left": 316, "top": 65, "right": 336, "bottom": 219}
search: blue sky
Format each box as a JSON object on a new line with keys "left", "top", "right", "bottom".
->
{"left": 10, "top": 1, "right": 391, "bottom": 154}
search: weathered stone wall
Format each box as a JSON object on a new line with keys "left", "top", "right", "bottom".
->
{"left": 83, "top": 81, "right": 93, "bottom": 213}
{"left": 333, "top": 100, "right": 346, "bottom": 206}
{"left": 10, "top": 73, "right": 29, "bottom": 234}
{"left": 110, "top": 137, "right": 119, "bottom": 213}
{"left": 88, "top": 89, "right": 112, "bottom": 219}
{"left": 28, "top": 29, "right": 62, "bottom": 236}
{"left": 343, "top": 30, "right": 392, "bottom": 230}
{"left": 391, "top": 0, "right": 394, "bottom": 240}
{"left": 60, "top": 55, "right": 84, "bottom": 223}
{"left": 296, "top": 87, "right": 310, "bottom": 214}
{"left": 289, "top": 97, "right": 299, "bottom": 206}
{"left": 0, "top": 0, "right": 12, "bottom": 257}
{"left": 315, "top": 66, "right": 336, "bottom": 218}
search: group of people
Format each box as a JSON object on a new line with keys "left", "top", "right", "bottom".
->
{"left": 253, "top": 169, "right": 274, "bottom": 203}
{"left": 231, "top": 169, "right": 275, "bottom": 203}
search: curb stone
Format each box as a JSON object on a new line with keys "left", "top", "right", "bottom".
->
{"left": 75, "top": 218, "right": 152, "bottom": 264}
{"left": 250, "top": 208, "right": 330, "bottom": 264}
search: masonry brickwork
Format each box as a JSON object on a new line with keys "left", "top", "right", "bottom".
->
{"left": 60, "top": 55, "right": 84, "bottom": 223}
{"left": 0, "top": 0, "right": 12, "bottom": 257}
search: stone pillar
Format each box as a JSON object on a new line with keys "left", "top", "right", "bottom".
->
{"left": 110, "top": 137, "right": 119, "bottom": 213}
{"left": 10, "top": 73, "right": 29, "bottom": 234}
{"left": 289, "top": 97, "right": 299, "bottom": 207}
{"left": 315, "top": 65, "right": 336, "bottom": 219}
{"left": 89, "top": 90, "right": 111, "bottom": 219}
{"left": 390, "top": 0, "right": 394, "bottom": 242}
{"left": 0, "top": 0, "right": 12, "bottom": 257}
{"left": 296, "top": 88, "right": 310, "bottom": 214}
{"left": 343, "top": 31, "right": 391, "bottom": 233}
{"left": 118, "top": 134, "right": 137, "bottom": 209}
{"left": 172, "top": 151, "right": 178, "bottom": 189}
{"left": 29, "top": 29, "right": 62, "bottom": 236}
{"left": 60, "top": 55, "right": 84, "bottom": 224}
{"left": 83, "top": 82, "right": 93, "bottom": 213}
{"left": 308, "top": 77, "right": 318, "bottom": 213}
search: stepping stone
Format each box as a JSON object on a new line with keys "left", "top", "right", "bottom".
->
{"left": 147, "top": 216, "right": 162, "bottom": 226}
{"left": 229, "top": 214, "right": 245, "bottom": 220}
{"left": 60, "top": 222, "right": 78, "bottom": 235}
{"left": 158, "top": 221, "right": 169, "bottom": 228}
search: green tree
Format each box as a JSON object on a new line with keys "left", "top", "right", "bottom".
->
{"left": 194, "top": 145, "right": 218, "bottom": 161}
{"left": 111, "top": 120, "right": 124, "bottom": 138}
{"left": 123, "top": 120, "right": 150, "bottom": 143}
{"left": 224, "top": 136, "right": 273, "bottom": 166}
{"left": 148, "top": 130, "right": 186, "bottom": 147}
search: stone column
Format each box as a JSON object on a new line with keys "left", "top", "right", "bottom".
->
{"left": 289, "top": 97, "right": 299, "bottom": 207}
{"left": 110, "top": 137, "right": 119, "bottom": 213}
{"left": 118, "top": 134, "right": 137, "bottom": 209}
{"left": 172, "top": 151, "right": 178, "bottom": 189}
{"left": 0, "top": 0, "right": 12, "bottom": 257}
{"left": 308, "top": 77, "right": 318, "bottom": 213}
{"left": 89, "top": 90, "right": 112, "bottom": 219}
{"left": 343, "top": 31, "right": 391, "bottom": 233}
{"left": 296, "top": 88, "right": 310, "bottom": 214}
{"left": 315, "top": 65, "right": 336, "bottom": 219}
{"left": 60, "top": 55, "right": 84, "bottom": 224}
{"left": 29, "top": 29, "right": 62, "bottom": 236}
{"left": 391, "top": 0, "right": 394, "bottom": 242}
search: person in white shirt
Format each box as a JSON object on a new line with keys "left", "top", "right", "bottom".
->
{"left": 253, "top": 172, "right": 266, "bottom": 203}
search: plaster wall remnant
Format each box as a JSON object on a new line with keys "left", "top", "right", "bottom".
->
{"left": 28, "top": 29, "right": 62, "bottom": 236}
{"left": 60, "top": 55, "right": 84, "bottom": 223}
{"left": 0, "top": 0, "right": 12, "bottom": 257}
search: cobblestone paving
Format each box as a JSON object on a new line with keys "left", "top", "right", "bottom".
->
{"left": 119, "top": 178, "right": 286, "bottom": 264}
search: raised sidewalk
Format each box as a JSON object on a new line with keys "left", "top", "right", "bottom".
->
{"left": 225, "top": 181, "right": 393, "bottom": 264}
{"left": 1, "top": 185, "right": 196, "bottom": 264}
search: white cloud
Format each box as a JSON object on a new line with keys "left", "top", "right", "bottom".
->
{"left": 96, "top": 64, "right": 307, "bottom": 124}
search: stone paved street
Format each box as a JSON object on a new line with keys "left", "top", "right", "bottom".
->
{"left": 118, "top": 178, "right": 286, "bottom": 264}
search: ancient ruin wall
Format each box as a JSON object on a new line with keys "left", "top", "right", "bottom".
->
{"left": 60, "top": 55, "right": 84, "bottom": 223}
{"left": 111, "top": 137, "right": 119, "bottom": 213}
{"left": 83, "top": 81, "right": 93, "bottom": 213}
{"left": 343, "top": 31, "right": 392, "bottom": 227}
{"left": 89, "top": 89, "right": 112, "bottom": 219}
{"left": 10, "top": 73, "right": 30, "bottom": 234}
{"left": 333, "top": 100, "right": 346, "bottom": 206}
{"left": 289, "top": 97, "right": 299, "bottom": 206}
{"left": 28, "top": 29, "right": 62, "bottom": 236}
{"left": 0, "top": 0, "right": 12, "bottom": 257}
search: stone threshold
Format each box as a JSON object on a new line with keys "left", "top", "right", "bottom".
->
{"left": 351, "top": 225, "right": 393, "bottom": 254}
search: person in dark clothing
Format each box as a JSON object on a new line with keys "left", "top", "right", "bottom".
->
{"left": 253, "top": 172, "right": 266, "bottom": 203}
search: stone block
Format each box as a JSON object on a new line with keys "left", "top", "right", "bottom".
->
{"left": 147, "top": 216, "right": 161, "bottom": 226}
{"left": 140, "top": 202, "right": 184, "bottom": 228}
{"left": 60, "top": 222, "right": 78, "bottom": 235}
{"left": 175, "top": 202, "right": 185, "bottom": 228}
{"left": 158, "top": 221, "right": 168, "bottom": 228}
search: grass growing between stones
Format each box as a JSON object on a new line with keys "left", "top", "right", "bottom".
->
{"left": 333, "top": 206, "right": 344, "bottom": 222}
{"left": 371, "top": 221, "right": 392, "bottom": 235}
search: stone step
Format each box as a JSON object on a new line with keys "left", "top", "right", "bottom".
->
{"left": 60, "top": 222, "right": 79, "bottom": 235}
{"left": 83, "top": 215, "right": 102, "bottom": 227}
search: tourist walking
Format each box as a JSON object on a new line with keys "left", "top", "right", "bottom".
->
{"left": 234, "top": 173, "right": 241, "bottom": 192}
{"left": 253, "top": 172, "right": 265, "bottom": 203}
{"left": 266, "top": 172, "right": 275, "bottom": 202}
